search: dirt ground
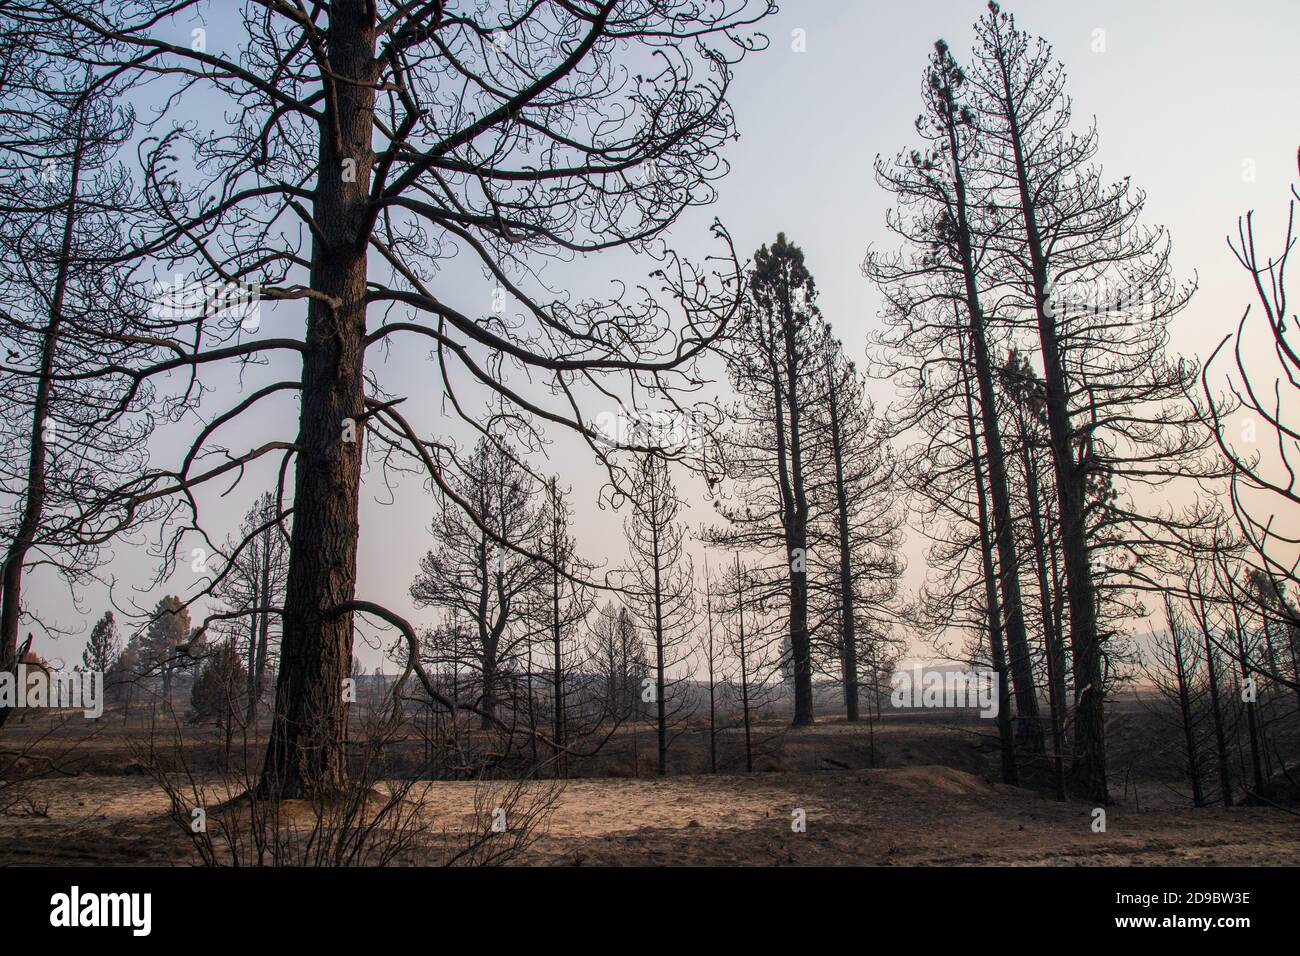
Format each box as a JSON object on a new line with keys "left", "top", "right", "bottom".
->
{"left": 2, "top": 709, "right": 1298, "bottom": 866}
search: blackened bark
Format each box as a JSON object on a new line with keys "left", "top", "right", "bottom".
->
{"left": 245, "top": 571, "right": 261, "bottom": 723}
{"left": 1229, "top": 602, "right": 1267, "bottom": 802}
{"left": 826, "top": 372, "right": 860, "bottom": 722}
{"left": 481, "top": 619, "right": 503, "bottom": 730}
{"left": 759, "top": 296, "right": 813, "bottom": 728}
{"left": 782, "top": 312, "right": 813, "bottom": 727}
{"left": 705, "top": 579, "right": 718, "bottom": 773}
{"left": 941, "top": 107, "right": 1042, "bottom": 753}
{"left": 735, "top": 556, "right": 754, "bottom": 773}
{"left": 259, "top": 0, "right": 377, "bottom": 799}
{"left": 995, "top": 66, "right": 1107, "bottom": 802}
{"left": 0, "top": 120, "right": 83, "bottom": 729}
{"left": 1020, "top": 437, "right": 1066, "bottom": 799}
{"left": 1169, "top": 622, "right": 1205, "bottom": 806}
{"left": 652, "top": 491, "right": 667, "bottom": 776}
{"left": 250, "top": 548, "right": 273, "bottom": 724}
{"left": 1200, "top": 626, "right": 1234, "bottom": 806}
{"left": 548, "top": 479, "right": 566, "bottom": 778}
{"left": 551, "top": 561, "right": 565, "bottom": 777}
{"left": 962, "top": 346, "right": 1018, "bottom": 786}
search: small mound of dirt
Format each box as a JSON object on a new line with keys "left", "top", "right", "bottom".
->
{"left": 202, "top": 786, "right": 401, "bottom": 827}
{"left": 886, "top": 765, "right": 996, "bottom": 797}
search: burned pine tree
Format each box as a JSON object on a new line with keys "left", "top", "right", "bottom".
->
{"left": 1183, "top": 552, "right": 1238, "bottom": 806}
{"left": 1140, "top": 597, "right": 1209, "bottom": 807}
{"left": 716, "top": 552, "right": 783, "bottom": 773}
{"left": 869, "top": 38, "right": 1043, "bottom": 754}
{"left": 80, "top": 611, "right": 120, "bottom": 676}
{"left": 966, "top": 2, "right": 1205, "bottom": 801}
{"left": 700, "top": 565, "right": 727, "bottom": 773}
{"left": 961, "top": 340, "right": 1019, "bottom": 784}
{"left": 708, "top": 234, "right": 823, "bottom": 727}
{"left": 1204, "top": 171, "right": 1300, "bottom": 719}
{"left": 0, "top": 65, "right": 157, "bottom": 727}
{"left": 868, "top": 5, "right": 1210, "bottom": 802}
{"left": 10, "top": 0, "right": 773, "bottom": 797}
{"left": 214, "top": 492, "right": 289, "bottom": 726}
{"left": 410, "top": 436, "right": 545, "bottom": 732}
{"left": 999, "top": 349, "right": 1067, "bottom": 799}
{"left": 868, "top": 284, "right": 1018, "bottom": 783}
{"left": 586, "top": 601, "right": 653, "bottom": 775}
{"left": 587, "top": 601, "right": 649, "bottom": 729}
{"left": 527, "top": 477, "right": 594, "bottom": 778}
{"left": 805, "top": 329, "right": 904, "bottom": 723}
{"left": 624, "top": 454, "right": 696, "bottom": 776}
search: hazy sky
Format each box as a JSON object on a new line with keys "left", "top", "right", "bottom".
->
{"left": 24, "top": 0, "right": 1300, "bottom": 669}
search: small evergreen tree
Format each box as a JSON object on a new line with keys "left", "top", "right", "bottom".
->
{"left": 80, "top": 612, "right": 119, "bottom": 674}
{"left": 189, "top": 642, "right": 248, "bottom": 767}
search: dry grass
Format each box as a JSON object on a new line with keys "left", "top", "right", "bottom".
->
{"left": 2, "top": 705, "right": 1297, "bottom": 866}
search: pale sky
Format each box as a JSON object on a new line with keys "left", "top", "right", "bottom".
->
{"left": 23, "top": 0, "right": 1300, "bottom": 669}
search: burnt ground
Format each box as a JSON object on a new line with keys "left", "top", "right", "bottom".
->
{"left": 2, "top": 701, "right": 1297, "bottom": 866}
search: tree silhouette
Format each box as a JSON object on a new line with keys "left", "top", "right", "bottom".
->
{"left": 410, "top": 436, "right": 544, "bottom": 730}
{"left": 624, "top": 453, "right": 695, "bottom": 775}
{"left": 709, "top": 233, "right": 821, "bottom": 726}
{"left": 79, "top": 610, "right": 119, "bottom": 674}
{"left": 0, "top": 65, "right": 156, "bottom": 727}
{"left": 7, "top": 0, "right": 774, "bottom": 796}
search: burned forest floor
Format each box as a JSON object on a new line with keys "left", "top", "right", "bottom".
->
{"left": 2, "top": 702, "right": 1298, "bottom": 866}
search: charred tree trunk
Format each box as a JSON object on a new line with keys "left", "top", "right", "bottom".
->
{"left": 652, "top": 512, "right": 668, "bottom": 777}
{"left": 251, "top": 557, "right": 273, "bottom": 725}
{"left": 1020, "top": 432, "right": 1066, "bottom": 799}
{"left": 782, "top": 308, "right": 813, "bottom": 727}
{"left": 826, "top": 371, "right": 860, "bottom": 722}
{"left": 525, "top": 640, "right": 538, "bottom": 767}
{"left": 735, "top": 556, "right": 754, "bottom": 774}
{"left": 755, "top": 274, "right": 814, "bottom": 729}
{"left": 962, "top": 345, "right": 1018, "bottom": 786}
{"left": 246, "top": 571, "right": 260, "bottom": 721}
{"left": 1201, "top": 628, "right": 1234, "bottom": 806}
{"left": 1291, "top": 618, "right": 1300, "bottom": 741}
{"left": 1169, "top": 620, "right": 1205, "bottom": 807}
{"left": 1229, "top": 601, "right": 1268, "bottom": 802}
{"left": 481, "top": 630, "right": 500, "bottom": 731}
{"left": 705, "top": 578, "right": 718, "bottom": 773}
{"left": 551, "top": 577, "right": 565, "bottom": 777}
{"left": 941, "top": 110, "right": 1042, "bottom": 754}
{"left": 259, "top": 0, "right": 377, "bottom": 798}
{"left": 0, "top": 119, "right": 84, "bottom": 730}
{"left": 246, "top": 541, "right": 273, "bottom": 727}
{"left": 549, "top": 486, "right": 566, "bottom": 778}
{"left": 1001, "top": 104, "right": 1106, "bottom": 802}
